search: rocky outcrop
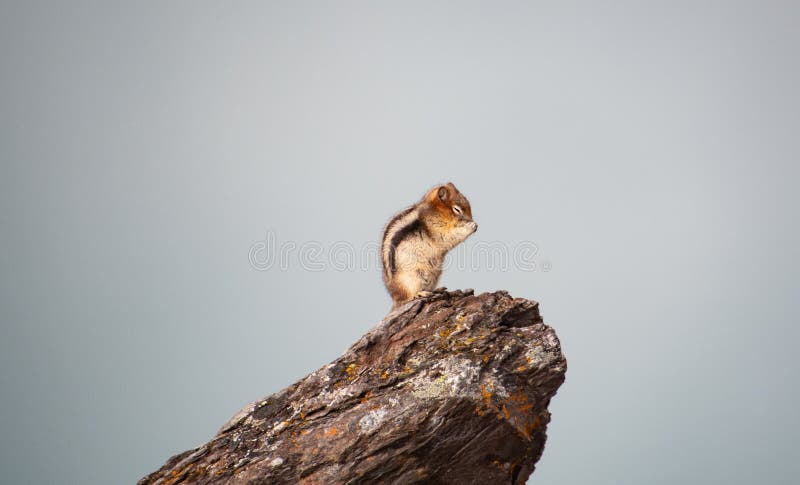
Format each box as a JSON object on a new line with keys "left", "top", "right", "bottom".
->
{"left": 138, "top": 289, "right": 566, "bottom": 485}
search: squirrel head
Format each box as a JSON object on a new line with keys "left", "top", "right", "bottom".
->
{"left": 422, "top": 182, "right": 478, "bottom": 239}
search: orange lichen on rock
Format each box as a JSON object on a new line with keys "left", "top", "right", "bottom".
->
{"left": 500, "top": 391, "right": 540, "bottom": 440}
{"left": 479, "top": 384, "right": 494, "bottom": 407}
{"left": 344, "top": 363, "right": 359, "bottom": 381}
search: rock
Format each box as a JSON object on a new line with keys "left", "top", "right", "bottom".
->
{"left": 138, "top": 289, "right": 567, "bottom": 485}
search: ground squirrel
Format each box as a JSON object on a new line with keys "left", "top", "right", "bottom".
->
{"left": 381, "top": 183, "right": 478, "bottom": 308}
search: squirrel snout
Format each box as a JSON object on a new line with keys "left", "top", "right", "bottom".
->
{"left": 468, "top": 221, "right": 478, "bottom": 232}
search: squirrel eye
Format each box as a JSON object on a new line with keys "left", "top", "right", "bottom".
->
{"left": 452, "top": 205, "right": 462, "bottom": 215}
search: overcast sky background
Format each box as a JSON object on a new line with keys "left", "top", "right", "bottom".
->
{"left": 1, "top": 2, "right": 798, "bottom": 484}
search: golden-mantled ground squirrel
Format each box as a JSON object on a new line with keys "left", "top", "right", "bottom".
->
{"left": 381, "top": 183, "right": 478, "bottom": 308}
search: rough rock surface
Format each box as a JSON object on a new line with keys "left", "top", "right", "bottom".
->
{"left": 138, "top": 289, "right": 566, "bottom": 485}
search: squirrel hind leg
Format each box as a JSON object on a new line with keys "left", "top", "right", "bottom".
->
{"left": 390, "top": 290, "right": 437, "bottom": 310}
{"left": 388, "top": 281, "right": 413, "bottom": 307}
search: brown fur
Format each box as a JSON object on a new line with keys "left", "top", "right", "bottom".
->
{"left": 381, "top": 183, "right": 477, "bottom": 308}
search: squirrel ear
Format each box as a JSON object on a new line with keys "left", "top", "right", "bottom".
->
{"left": 437, "top": 185, "right": 450, "bottom": 201}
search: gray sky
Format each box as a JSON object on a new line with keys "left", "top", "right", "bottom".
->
{"left": 1, "top": 2, "right": 798, "bottom": 484}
